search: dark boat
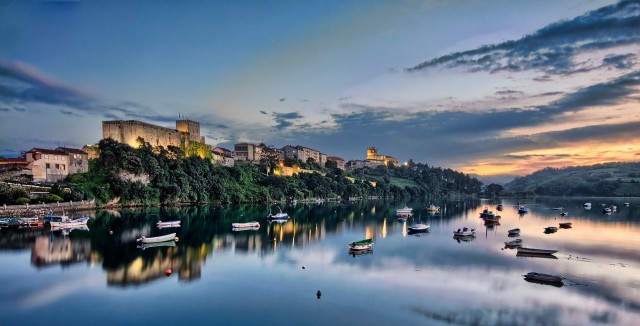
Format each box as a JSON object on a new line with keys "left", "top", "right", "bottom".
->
{"left": 496, "top": 204, "right": 503, "bottom": 211}
{"left": 544, "top": 226, "right": 558, "bottom": 233}
{"left": 559, "top": 222, "right": 572, "bottom": 228}
{"left": 516, "top": 252, "right": 558, "bottom": 259}
{"left": 517, "top": 247, "right": 558, "bottom": 255}
{"left": 524, "top": 272, "right": 563, "bottom": 285}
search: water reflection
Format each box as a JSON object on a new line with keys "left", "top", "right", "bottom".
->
{"left": 1, "top": 197, "right": 640, "bottom": 325}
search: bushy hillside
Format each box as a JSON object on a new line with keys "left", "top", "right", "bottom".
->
{"left": 66, "top": 139, "right": 482, "bottom": 206}
{"left": 505, "top": 162, "right": 640, "bottom": 196}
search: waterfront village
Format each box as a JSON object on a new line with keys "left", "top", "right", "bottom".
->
{"left": 0, "top": 118, "right": 400, "bottom": 184}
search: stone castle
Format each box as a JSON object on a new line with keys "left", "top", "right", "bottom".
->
{"left": 366, "top": 147, "right": 398, "bottom": 166}
{"left": 102, "top": 119, "right": 207, "bottom": 153}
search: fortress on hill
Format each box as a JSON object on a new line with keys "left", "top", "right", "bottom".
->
{"left": 366, "top": 147, "right": 398, "bottom": 166}
{"left": 102, "top": 119, "right": 210, "bottom": 158}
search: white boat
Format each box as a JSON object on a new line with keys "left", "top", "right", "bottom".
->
{"left": 583, "top": 202, "right": 591, "bottom": 209}
{"left": 137, "top": 240, "right": 176, "bottom": 250}
{"left": 517, "top": 247, "right": 558, "bottom": 255}
{"left": 232, "top": 221, "right": 260, "bottom": 229}
{"left": 268, "top": 207, "right": 289, "bottom": 220}
{"left": 407, "top": 223, "right": 430, "bottom": 233}
{"left": 137, "top": 233, "right": 177, "bottom": 243}
{"left": 602, "top": 207, "right": 612, "bottom": 213}
{"left": 453, "top": 227, "right": 475, "bottom": 236}
{"left": 396, "top": 206, "right": 413, "bottom": 216}
{"left": 157, "top": 220, "right": 181, "bottom": 228}
{"left": 425, "top": 204, "right": 440, "bottom": 212}
{"left": 50, "top": 217, "right": 89, "bottom": 228}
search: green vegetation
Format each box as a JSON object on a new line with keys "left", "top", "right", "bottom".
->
{"left": 60, "top": 139, "right": 482, "bottom": 206}
{"left": 505, "top": 162, "right": 640, "bottom": 196}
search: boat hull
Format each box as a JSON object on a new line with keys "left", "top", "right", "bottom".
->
{"left": 137, "top": 233, "right": 177, "bottom": 243}
{"left": 517, "top": 247, "right": 558, "bottom": 255}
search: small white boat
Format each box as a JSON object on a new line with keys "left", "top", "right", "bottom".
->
{"left": 453, "top": 227, "right": 475, "bottom": 236}
{"left": 396, "top": 206, "right": 413, "bottom": 216}
{"left": 602, "top": 207, "right": 612, "bottom": 213}
{"left": 137, "top": 233, "right": 177, "bottom": 244}
{"left": 50, "top": 217, "right": 89, "bottom": 228}
{"left": 232, "top": 221, "right": 260, "bottom": 229}
{"left": 349, "top": 239, "right": 373, "bottom": 251}
{"left": 517, "top": 205, "right": 529, "bottom": 214}
{"left": 407, "top": 223, "right": 430, "bottom": 233}
{"left": 137, "top": 240, "right": 176, "bottom": 250}
{"left": 157, "top": 220, "right": 181, "bottom": 228}
{"left": 583, "top": 202, "right": 591, "bottom": 209}
{"left": 268, "top": 207, "right": 289, "bottom": 220}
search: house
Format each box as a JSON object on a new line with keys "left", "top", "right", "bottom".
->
{"left": 24, "top": 147, "right": 88, "bottom": 182}
{"left": 212, "top": 147, "right": 235, "bottom": 167}
{"left": 282, "top": 145, "right": 326, "bottom": 166}
{"left": 326, "top": 156, "right": 346, "bottom": 170}
{"left": 234, "top": 143, "right": 261, "bottom": 161}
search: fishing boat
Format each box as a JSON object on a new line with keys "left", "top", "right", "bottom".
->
{"left": 508, "top": 228, "right": 520, "bottom": 235}
{"left": 349, "top": 238, "right": 373, "bottom": 251}
{"left": 504, "top": 238, "right": 523, "bottom": 246}
{"left": 396, "top": 206, "right": 413, "bottom": 216}
{"left": 517, "top": 205, "right": 529, "bottom": 214}
{"left": 517, "top": 247, "right": 558, "bottom": 255}
{"left": 157, "top": 220, "right": 181, "bottom": 228}
{"left": 136, "top": 233, "right": 177, "bottom": 244}
{"left": 453, "top": 227, "right": 475, "bottom": 236}
{"left": 559, "top": 222, "right": 572, "bottom": 228}
{"left": 544, "top": 226, "right": 558, "bottom": 233}
{"left": 232, "top": 221, "right": 260, "bottom": 228}
{"left": 479, "top": 207, "right": 495, "bottom": 218}
{"left": 50, "top": 217, "right": 90, "bottom": 228}
{"left": 407, "top": 223, "right": 430, "bottom": 233}
{"left": 524, "top": 272, "right": 563, "bottom": 284}
{"left": 425, "top": 204, "right": 440, "bottom": 212}
{"left": 268, "top": 207, "right": 289, "bottom": 220}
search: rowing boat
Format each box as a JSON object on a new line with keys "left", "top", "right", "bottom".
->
{"left": 524, "top": 272, "right": 563, "bottom": 283}
{"left": 517, "top": 247, "right": 558, "bottom": 255}
{"left": 349, "top": 238, "right": 373, "bottom": 251}
{"left": 157, "top": 220, "right": 181, "bottom": 228}
{"left": 136, "top": 233, "right": 177, "bottom": 243}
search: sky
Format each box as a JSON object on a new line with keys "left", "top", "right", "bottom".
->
{"left": 1, "top": 0, "right": 639, "bottom": 183}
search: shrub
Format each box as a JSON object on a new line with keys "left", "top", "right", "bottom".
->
{"left": 42, "top": 194, "right": 63, "bottom": 203}
{"left": 15, "top": 197, "right": 30, "bottom": 205}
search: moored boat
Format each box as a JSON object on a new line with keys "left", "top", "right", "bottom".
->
{"left": 232, "top": 221, "right": 260, "bottom": 229}
{"left": 453, "top": 227, "right": 475, "bottom": 236}
{"left": 624, "top": 203, "right": 630, "bottom": 207}
{"left": 583, "top": 202, "right": 591, "bottom": 209}
{"left": 524, "top": 272, "right": 563, "bottom": 284}
{"left": 517, "top": 205, "right": 529, "bottom": 214}
{"left": 425, "top": 204, "right": 440, "bottom": 212}
{"left": 407, "top": 223, "right": 430, "bottom": 233}
{"left": 483, "top": 215, "right": 501, "bottom": 224}
{"left": 349, "top": 238, "right": 373, "bottom": 251}
{"left": 137, "top": 240, "right": 176, "bottom": 250}
{"left": 517, "top": 247, "right": 558, "bottom": 255}
{"left": 137, "top": 233, "right": 177, "bottom": 244}
{"left": 560, "top": 211, "right": 568, "bottom": 217}
{"left": 396, "top": 206, "right": 413, "bottom": 216}
{"left": 479, "top": 207, "right": 495, "bottom": 218}
{"left": 496, "top": 204, "right": 503, "bottom": 211}
{"left": 505, "top": 238, "right": 522, "bottom": 246}
{"left": 268, "top": 207, "right": 290, "bottom": 220}
{"left": 559, "top": 222, "right": 572, "bottom": 228}
{"left": 157, "top": 220, "right": 181, "bottom": 228}
{"left": 544, "top": 226, "right": 558, "bottom": 233}
{"left": 508, "top": 228, "right": 521, "bottom": 235}
{"left": 50, "top": 217, "right": 90, "bottom": 228}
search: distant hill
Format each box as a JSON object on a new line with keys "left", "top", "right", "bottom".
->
{"left": 504, "top": 162, "right": 640, "bottom": 197}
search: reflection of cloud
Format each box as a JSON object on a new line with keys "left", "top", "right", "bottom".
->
{"left": 18, "top": 273, "right": 101, "bottom": 309}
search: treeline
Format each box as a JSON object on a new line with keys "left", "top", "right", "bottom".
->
{"left": 63, "top": 139, "right": 482, "bottom": 205}
{"left": 505, "top": 162, "right": 640, "bottom": 196}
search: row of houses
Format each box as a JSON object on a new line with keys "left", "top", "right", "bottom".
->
{"left": 213, "top": 143, "right": 346, "bottom": 171}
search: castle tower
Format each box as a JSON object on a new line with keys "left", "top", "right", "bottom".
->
{"left": 366, "top": 147, "right": 378, "bottom": 160}
{"left": 176, "top": 119, "right": 204, "bottom": 143}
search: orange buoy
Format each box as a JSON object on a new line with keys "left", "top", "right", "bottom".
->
{"left": 165, "top": 269, "right": 172, "bottom": 276}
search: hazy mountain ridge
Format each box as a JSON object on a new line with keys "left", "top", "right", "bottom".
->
{"left": 505, "top": 162, "right": 640, "bottom": 196}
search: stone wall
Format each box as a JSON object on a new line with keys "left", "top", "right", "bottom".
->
{"left": 103, "top": 120, "right": 188, "bottom": 149}
{"left": 1, "top": 200, "right": 96, "bottom": 217}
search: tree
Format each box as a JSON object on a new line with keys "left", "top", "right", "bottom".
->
{"left": 485, "top": 183, "right": 504, "bottom": 197}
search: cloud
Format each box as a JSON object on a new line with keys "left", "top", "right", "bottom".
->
{"left": 602, "top": 53, "right": 637, "bottom": 69}
{"left": 408, "top": 0, "right": 640, "bottom": 75}
{"left": 495, "top": 90, "right": 523, "bottom": 96}
{"left": 0, "top": 107, "right": 9, "bottom": 112}
{"left": 272, "top": 111, "right": 303, "bottom": 129}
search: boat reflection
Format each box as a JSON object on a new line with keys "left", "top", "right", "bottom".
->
{"left": 523, "top": 278, "right": 564, "bottom": 287}
{"left": 137, "top": 240, "right": 176, "bottom": 250}
{"left": 453, "top": 235, "right": 475, "bottom": 243}
{"left": 516, "top": 252, "right": 558, "bottom": 259}
{"left": 348, "top": 248, "right": 373, "bottom": 257}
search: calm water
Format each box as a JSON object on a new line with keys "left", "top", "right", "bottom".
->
{"left": 1, "top": 198, "right": 639, "bottom": 325}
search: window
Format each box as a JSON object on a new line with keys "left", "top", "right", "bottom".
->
{"left": 44, "top": 154, "right": 49, "bottom": 159}
{"left": 55, "top": 164, "right": 59, "bottom": 169}
{"left": 46, "top": 163, "right": 50, "bottom": 169}
{"left": 62, "top": 164, "right": 65, "bottom": 171}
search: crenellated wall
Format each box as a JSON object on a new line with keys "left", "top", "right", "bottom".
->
{"left": 102, "top": 120, "right": 189, "bottom": 149}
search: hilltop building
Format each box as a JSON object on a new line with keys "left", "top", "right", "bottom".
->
{"left": 102, "top": 119, "right": 210, "bottom": 158}
{"left": 234, "top": 143, "right": 262, "bottom": 161}
{"left": 212, "top": 147, "right": 235, "bottom": 167}
{"left": 366, "top": 147, "right": 398, "bottom": 166}
{"left": 282, "top": 145, "right": 327, "bottom": 167}
{"left": 22, "top": 147, "right": 89, "bottom": 182}
{"left": 326, "top": 156, "right": 346, "bottom": 170}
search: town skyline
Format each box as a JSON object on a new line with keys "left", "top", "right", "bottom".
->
{"left": 1, "top": 0, "right": 639, "bottom": 183}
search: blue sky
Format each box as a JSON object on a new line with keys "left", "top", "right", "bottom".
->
{"left": 1, "top": 0, "right": 638, "bottom": 182}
